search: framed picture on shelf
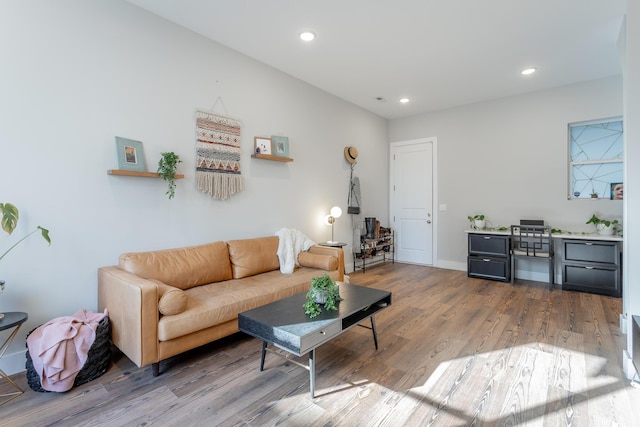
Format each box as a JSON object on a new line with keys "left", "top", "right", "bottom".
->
{"left": 115, "top": 136, "right": 146, "bottom": 172}
{"left": 610, "top": 182, "right": 623, "bottom": 200}
{"left": 271, "top": 135, "right": 290, "bottom": 158}
{"left": 254, "top": 137, "right": 272, "bottom": 155}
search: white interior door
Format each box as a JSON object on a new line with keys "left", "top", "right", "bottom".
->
{"left": 390, "top": 138, "right": 435, "bottom": 265}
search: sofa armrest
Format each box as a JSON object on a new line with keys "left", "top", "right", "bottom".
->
{"left": 307, "top": 245, "right": 344, "bottom": 282}
{"left": 98, "top": 266, "right": 160, "bottom": 368}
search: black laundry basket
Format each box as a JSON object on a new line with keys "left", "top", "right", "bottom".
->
{"left": 25, "top": 317, "right": 112, "bottom": 392}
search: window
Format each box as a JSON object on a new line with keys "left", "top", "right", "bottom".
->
{"left": 569, "top": 118, "right": 623, "bottom": 200}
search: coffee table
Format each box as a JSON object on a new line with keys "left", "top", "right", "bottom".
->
{"left": 238, "top": 283, "right": 391, "bottom": 398}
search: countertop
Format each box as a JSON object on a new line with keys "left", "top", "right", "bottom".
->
{"left": 465, "top": 228, "right": 622, "bottom": 242}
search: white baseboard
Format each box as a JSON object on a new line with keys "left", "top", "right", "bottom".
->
{"left": 436, "top": 260, "right": 466, "bottom": 271}
{"left": 0, "top": 349, "right": 27, "bottom": 376}
{"left": 620, "top": 313, "right": 628, "bottom": 335}
{"left": 623, "top": 350, "right": 638, "bottom": 380}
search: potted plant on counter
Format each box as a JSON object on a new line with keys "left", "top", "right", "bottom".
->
{"left": 586, "top": 214, "right": 620, "bottom": 235}
{"left": 467, "top": 214, "right": 486, "bottom": 230}
{"left": 303, "top": 273, "right": 342, "bottom": 319}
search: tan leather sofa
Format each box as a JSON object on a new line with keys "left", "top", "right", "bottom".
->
{"left": 97, "top": 236, "right": 344, "bottom": 376}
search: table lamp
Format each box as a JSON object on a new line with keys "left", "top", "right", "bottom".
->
{"left": 325, "top": 206, "right": 342, "bottom": 243}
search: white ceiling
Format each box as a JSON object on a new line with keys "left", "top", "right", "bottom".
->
{"left": 126, "top": 0, "right": 626, "bottom": 119}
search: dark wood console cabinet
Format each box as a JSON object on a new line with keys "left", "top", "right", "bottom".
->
{"left": 467, "top": 233, "right": 510, "bottom": 282}
{"left": 466, "top": 230, "right": 622, "bottom": 296}
{"left": 561, "top": 239, "right": 621, "bottom": 297}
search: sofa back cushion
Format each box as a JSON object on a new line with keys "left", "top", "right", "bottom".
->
{"left": 227, "top": 236, "right": 280, "bottom": 279}
{"left": 119, "top": 241, "right": 233, "bottom": 290}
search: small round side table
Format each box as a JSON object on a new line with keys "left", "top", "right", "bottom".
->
{"left": 0, "top": 312, "right": 28, "bottom": 406}
{"left": 318, "top": 242, "right": 347, "bottom": 248}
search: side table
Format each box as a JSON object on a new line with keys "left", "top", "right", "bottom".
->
{"left": 317, "top": 242, "right": 347, "bottom": 275}
{"left": 318, "top": 242, "right": 347, "bottom": 248}
{"left": 0, "top": 312, "right": 28, "bottom": 406}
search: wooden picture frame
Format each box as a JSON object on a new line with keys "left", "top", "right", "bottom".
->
{"left": 115, "top": 136, "right": 146, "bottom": 172}
{"left": 271, "top": 136, "right": 290, "bottom": 158}
{"left": 254, "top": 137, "right": 272, "bottom": 155}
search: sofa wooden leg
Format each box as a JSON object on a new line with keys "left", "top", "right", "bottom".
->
{"left": 152, "top": 362, "right": 160, "bottom": 377}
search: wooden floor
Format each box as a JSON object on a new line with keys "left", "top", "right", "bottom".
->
{"left": 3, "top": 263, "right": 639, "bottom": 426}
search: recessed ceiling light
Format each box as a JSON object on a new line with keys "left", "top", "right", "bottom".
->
{"left": 399, "top": 97, "right": 410, "bottom": 104}
{"left": 521, "top": 67, "right": 537, "bottom": 75}
{"left": 299, "top": 31, "right": 316, "bottom": 42}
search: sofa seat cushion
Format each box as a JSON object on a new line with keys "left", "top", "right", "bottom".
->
{"left": 119, "top": 241, "right": 233, "bottom": 290}
{"left": 157, "top": 267, "right": 341, "bottom": 341}
{"left": 227, "top": 236, "right": 280, "bottom": 279}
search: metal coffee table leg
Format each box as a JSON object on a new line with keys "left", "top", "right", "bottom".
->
{"left": 371, "top": 316, "right": 378, "bottom": 350}
{"left": 260, "top": 341, "right": 267, "bottom": 371}
{"left": 309, "top": 349, "right": 315, "bottom": 398}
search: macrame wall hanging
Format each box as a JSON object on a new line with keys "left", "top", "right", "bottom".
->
{"left": 195, "top": 103, "right": 243, "bottom": 200}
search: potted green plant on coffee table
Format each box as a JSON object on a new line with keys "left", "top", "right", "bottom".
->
{"left": 303, "top": 273, "right": 342, "bottom": 319}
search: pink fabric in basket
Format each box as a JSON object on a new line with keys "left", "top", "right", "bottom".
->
{"left": 27, "top": 309, "right": 108, "bottom": 392}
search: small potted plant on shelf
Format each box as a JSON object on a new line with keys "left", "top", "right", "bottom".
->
{"left": 157, "top": 152, "right": 182, "bottom": 199}
{"left": 585, "top": 214, "right": 620, "bottom": 235}
{"left": 467, "top": 214, "right": 486, "bottom": 230}
{"left": 303, "top": 273, "right": 342, "bottom": 319}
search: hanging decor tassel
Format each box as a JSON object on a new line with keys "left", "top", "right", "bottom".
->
{"left": 195, "top": 109, "right": 242, "bottom": 200}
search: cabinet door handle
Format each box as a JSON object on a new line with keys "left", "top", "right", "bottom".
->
{"left": 585, "top": 242, "right": 593, "bottom": 246}
{"left": 483, "top": 258, "right": 491, "bottom": 262}
{"left": 585, "top": 266, "right": 594, "bottom": 269}
{"left": 483, "top": 236, "right": 491, "bottom": 240}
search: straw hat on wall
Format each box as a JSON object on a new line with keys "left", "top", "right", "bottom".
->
{"left": 344, "top": 146, "right": 358, "bottom": 164}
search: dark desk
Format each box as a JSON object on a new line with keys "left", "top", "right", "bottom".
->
{"left": 466, "top": 230, "right": 622, "bottom": 297}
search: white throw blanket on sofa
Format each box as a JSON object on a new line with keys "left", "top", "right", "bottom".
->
{"left": 275, "top": 228, "right": 315, "bottom": 274}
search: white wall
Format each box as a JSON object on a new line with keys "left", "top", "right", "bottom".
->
{"left": 0, "top": 0, "right": 389, "bottom": 374}
{"left": 389, "top": 77, "right": 623, "bottom": 274}
{"left": 622, "top": 0, "right": 640, "bottom": 377}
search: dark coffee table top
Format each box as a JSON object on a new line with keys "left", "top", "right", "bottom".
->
{"left": 238, "top": 283, "right": 391, "bottom": 355}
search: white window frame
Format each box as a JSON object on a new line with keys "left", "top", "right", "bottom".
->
{"left": 568, "top": 117, "right": 623, "bottom": 200}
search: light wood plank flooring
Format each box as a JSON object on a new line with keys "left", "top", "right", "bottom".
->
{"left": 2, "top": 263, "right": 639, "bottom": 426}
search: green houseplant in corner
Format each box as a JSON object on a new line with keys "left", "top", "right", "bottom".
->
{"left": 303, "top": 273, "right": 342, "bottom": 319}
{"left": 157, "top": 152, "right": 182, "bottom": 199}
{"left": 1, "top": 202, "right": 51, "bottom": 318}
